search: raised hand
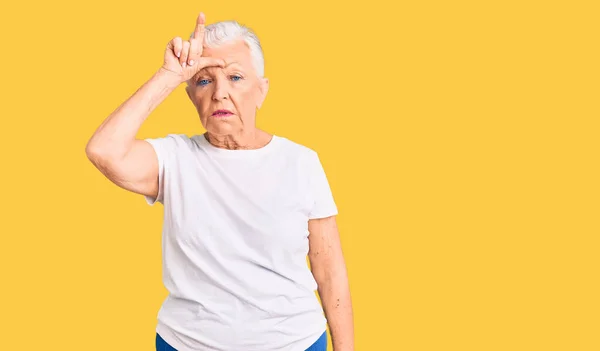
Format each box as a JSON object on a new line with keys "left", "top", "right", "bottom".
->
{"left": 161, "top": 12, "right": 224, "bottom": 84}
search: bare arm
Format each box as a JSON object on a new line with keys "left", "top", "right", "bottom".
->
{"left": 85, "top": 69, "right": 180, "bottom": 198}
{"left": 308, "top": 216, "right": 355, "bottom": 351}
{"left": 85, "top": 12, "right": 224, "bottom": 198}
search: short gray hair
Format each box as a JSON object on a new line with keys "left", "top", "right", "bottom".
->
{"left": 192, "top": 20, "right": 265, "bottom": 77}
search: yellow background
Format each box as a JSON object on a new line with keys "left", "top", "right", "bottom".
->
{"left": 1, "top": 0, "right": 598, "bottom": 350}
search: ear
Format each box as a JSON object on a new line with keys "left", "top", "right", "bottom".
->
{"left": 256, "top": 77, "right": 269, "bottom": 109}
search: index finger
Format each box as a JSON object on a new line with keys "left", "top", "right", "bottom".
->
{"left": 193, "top": 12, "right": 206, "bottom": 42}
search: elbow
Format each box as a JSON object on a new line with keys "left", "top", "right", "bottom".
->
{"left": 85, "top": 141, "right": 100, "bottom": 163}
{"left": 309, "top": 259, "right": 330, "bottom": 286}
{"left": 85, "top": 140, "right": 98, "bottom": 158}
{"left": 85, "top": 141, "right": 122, "bottom": 174}
{"left": 85, "top": 140, "right": 109, "bottom": 165}
{"left": 85, "top": 143, "right": 124, "bottom": 184}
{"left": 311, "top": 257, "right": 348, "bottom": 287}
{"left": 85, "top": 137, "right": 125, "bottom": 165}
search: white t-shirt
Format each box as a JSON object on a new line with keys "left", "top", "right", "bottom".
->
{"left": 144, "top": 133, "right": 338, "bottom": 351}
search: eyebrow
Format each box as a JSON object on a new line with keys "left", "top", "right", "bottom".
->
{"left": 193, "top": 61, "right": 246, "bottom": 80}
{"left": 224, "top": 61, "right": 242, "bottom": 68}
{"left": 197, "top": 61, "right": 242, "bottom": 74}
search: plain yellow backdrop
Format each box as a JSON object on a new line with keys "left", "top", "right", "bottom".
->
{"left": 1, "top": 0, "right": 598, "bottom": 350}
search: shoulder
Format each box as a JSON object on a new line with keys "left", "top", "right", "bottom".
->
{"left": 275, "top": 135, "right": 320, "bottom": 161}
{"left": 144, "top": 133, "right": 197, "bottom": 153}
{"left": 274, "top": 137, "right": 331, "bottom": 180}
{"left": 145, "top": 133, "right": 194, "bottom": 145}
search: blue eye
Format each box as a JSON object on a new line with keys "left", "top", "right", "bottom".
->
{"left": 197, "top": 76, "right": 241, "bottom": 86}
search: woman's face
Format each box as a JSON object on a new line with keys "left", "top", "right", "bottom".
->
{"left": 185, "top": 40, "right": 268, "bottom": 136}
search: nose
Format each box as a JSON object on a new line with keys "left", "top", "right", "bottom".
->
{"left": 212, "top": 76, "right": 229, "bottom": 101}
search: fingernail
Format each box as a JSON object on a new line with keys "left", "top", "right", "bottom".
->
{"left": 183, "top": 62, "right": 187, "bottom": 68}
{"left": 189, "top": 60, "right": 195, "bottom": 66}
{"left": 177, "top": 51, "right": 181, "bottom": 58}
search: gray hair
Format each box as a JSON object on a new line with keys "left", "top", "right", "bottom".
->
{"left": 192, "top": 20, "right": 265, "bottom": 77}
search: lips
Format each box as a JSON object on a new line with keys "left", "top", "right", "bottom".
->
{"left": 212, "top": 109, "right": 233, "bottom": 117}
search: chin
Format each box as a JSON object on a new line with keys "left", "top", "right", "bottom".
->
{"left": 204, "top": 122, "right": 239, "bottom": 136}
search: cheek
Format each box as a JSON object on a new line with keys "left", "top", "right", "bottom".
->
{"left": 193, "top": 93, "right": 211, "bottom": 111}
{"left": 233, "top": 85, "right": 259, "bottom": 106}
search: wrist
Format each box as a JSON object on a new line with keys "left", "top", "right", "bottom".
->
{"left": 154, "top": 67, "right": 183, "bottom": 89}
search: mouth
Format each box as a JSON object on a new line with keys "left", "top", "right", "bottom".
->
{"left": 211, "top": 109, "right": 234, "bottom": 117}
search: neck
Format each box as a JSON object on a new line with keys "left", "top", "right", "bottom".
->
{"left": 205, "top": 129, "right": 272, "bottom": 150}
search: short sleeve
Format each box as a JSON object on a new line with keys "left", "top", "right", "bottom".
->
{"left": 143, "top": 134, "right": 181, "bottom": 206}
{"left": 307, "top": 151, "right": 338, "bottom": 219}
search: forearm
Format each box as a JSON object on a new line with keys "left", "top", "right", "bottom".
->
{"left": 317, "top": 265, "right": 354, "bottom": 350}
{"left": 86, "top": 68, "right": 180, "bottom": 159}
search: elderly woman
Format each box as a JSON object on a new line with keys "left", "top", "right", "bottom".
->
{"left": 86, "top": 12, "right": 354, "bottom": 351}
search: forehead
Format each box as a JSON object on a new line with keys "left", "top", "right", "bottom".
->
{"left": 202, "top": 40, "right": 254, "bottom": 70}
